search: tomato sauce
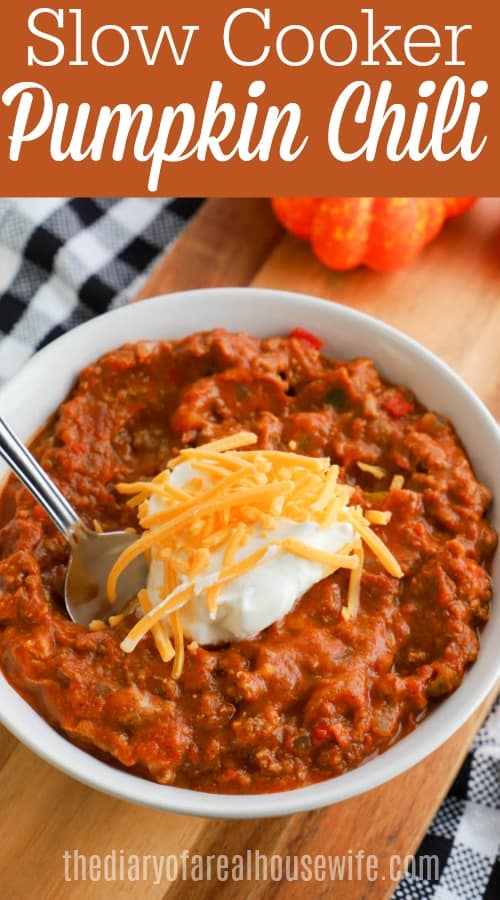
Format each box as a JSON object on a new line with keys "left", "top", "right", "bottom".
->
{"left": 0, "top": 330, "right": 496, "bottom": 792}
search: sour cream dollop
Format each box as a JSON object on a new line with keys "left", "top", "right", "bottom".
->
{"left": 146, "top": 461, "right": 355, "bottom": 645}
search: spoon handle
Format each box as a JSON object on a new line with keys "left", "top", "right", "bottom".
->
{"left": 0, "top": 416, "right": 84, "bottom": 543}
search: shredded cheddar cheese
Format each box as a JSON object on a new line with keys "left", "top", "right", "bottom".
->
{"left": 365, "top": 510, "right": 392, "bottom": 526}
{"left": 279, "top": 538, "right": 358, "bottom": 570}
{"left": 137, "top": 589, "right": 175, "bottom": 663}
{"left": 357, "top": 461, "right": 386, "bottom": 479}
{"left": 107, "top": 432, "right": 403, "bottom": 677}
{"left": 341, "top": 507, "right": 402, "bottom": 579}
{"left": 169, "top": 611, "right": 185, "bottom": 679}
{"left": 342, "top": 540, "right": 364, "bottom": 621}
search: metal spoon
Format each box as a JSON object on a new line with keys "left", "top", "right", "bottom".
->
{"left": 0, "top": 416, "right": 147, "bottom": 626}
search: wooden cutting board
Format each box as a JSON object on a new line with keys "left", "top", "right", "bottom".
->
{"left": 0, "top": 198, "right": 499, "bottom": 899}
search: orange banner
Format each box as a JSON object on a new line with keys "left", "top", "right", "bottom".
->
{"left": 0, "top": 0, "right": 497, "bottom": 195}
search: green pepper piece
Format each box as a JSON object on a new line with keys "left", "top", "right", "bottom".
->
{"left": 325, "top": 387, "right": 347, "bottom": 411}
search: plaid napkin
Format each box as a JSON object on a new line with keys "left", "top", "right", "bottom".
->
{"left": 0, "top": 197, "right": 202, "bottom": 383}
{"left": 393, "top": 697, "right": 499, "bottom": 899}
{"left": 0, "top": 198, "right": 498, "bottom": 898}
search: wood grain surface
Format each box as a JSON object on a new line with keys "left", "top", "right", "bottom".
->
{"left": 1, "top": 198, "right": 499, "bottom": 899}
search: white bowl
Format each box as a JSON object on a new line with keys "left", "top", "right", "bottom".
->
{"left": 0, "top": 288, "right": 498, "bottom": 819}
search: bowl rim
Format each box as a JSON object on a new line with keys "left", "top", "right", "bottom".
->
{"left": 0, "top": 285, "right": 498, "bottom": 819}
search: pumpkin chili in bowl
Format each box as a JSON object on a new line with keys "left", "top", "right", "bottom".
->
{"left": 0, "top": 328, "right": 496, "bottom": 793}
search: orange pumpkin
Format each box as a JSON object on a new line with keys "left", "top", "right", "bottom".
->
{"left": 271, "top": 197, "right": 476, "bottom": 272}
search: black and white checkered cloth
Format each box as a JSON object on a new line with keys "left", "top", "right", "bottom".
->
{"left": 0, "top": 197, "right": 202, "bottom": 382}
{"left": 0, "top": 198, "right": 498, "bottom": 898}
{"left": 394, "top": 696, "right": 499, "bottom": 899}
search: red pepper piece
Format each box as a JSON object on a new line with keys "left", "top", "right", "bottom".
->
{"left": 312, "top": 725, "right": 331, "bottom": 744}
{"left": 383, "top": 393, "right": 414, "bottom": 418}
{"left": 288, "top": 327, "right": 323, "bottom": 350}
